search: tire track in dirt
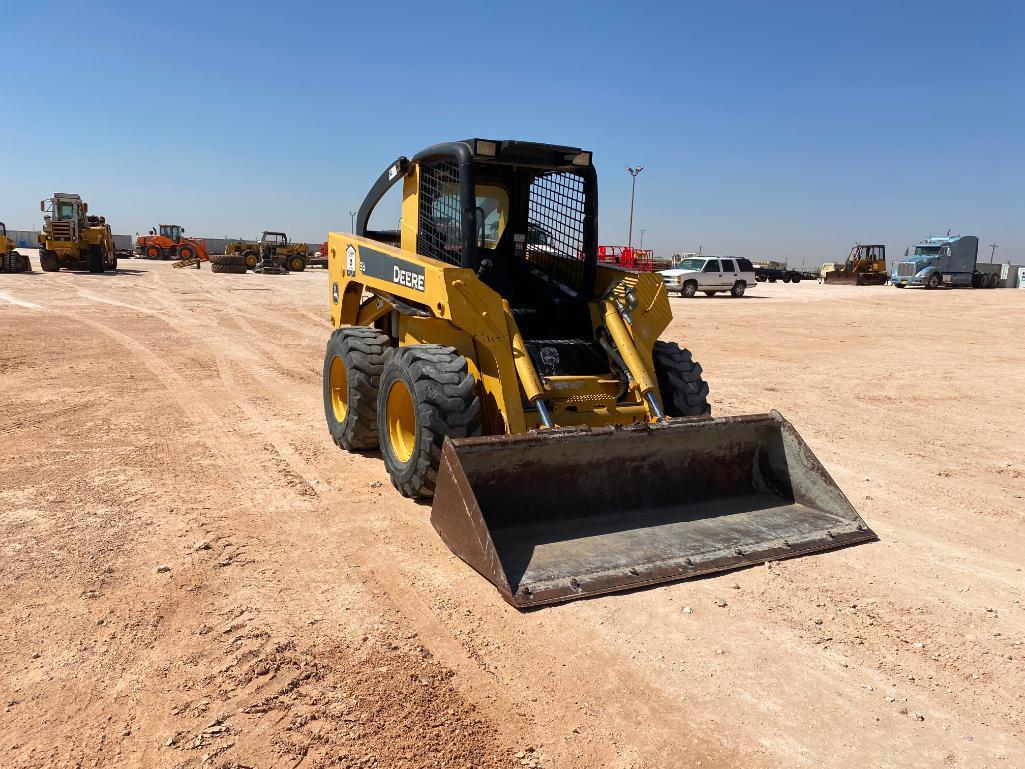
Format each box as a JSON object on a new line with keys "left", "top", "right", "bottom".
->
{"left": 86, "top": 268, "right": 750, "bottom": 767}
{"left": 3, "top": 272, "right": 520, "bottom": 768}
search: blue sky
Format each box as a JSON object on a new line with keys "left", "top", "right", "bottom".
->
{"left": 3, "top": 0, "right": 1022, "bottom": 266}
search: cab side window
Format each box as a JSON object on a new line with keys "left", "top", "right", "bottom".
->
{"left": 702, "top": 260, "right": 720, "bottom": 273}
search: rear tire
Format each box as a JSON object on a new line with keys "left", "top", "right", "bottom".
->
{"left": 39, "top": 250, "right": 59, "bottom": 272}
{"left": 731, "top": 281, "right": 746, "bottom": 297}
{"left": 88, "top": 244, "right": 104, "bottom": 273}
{"left": 987, "top": 272, "right": 999, "bottom": 288}
{"left": 681, "top": 280, "right": 697, "bottom": 298}
{"left": 377, "top": 345, "right": 480, "bottom": 498}
{"left": 792, "top": 275, "right": 801, "bottom": 283}
{"left": 323, "top": 327, "right": 391, "bottom": 450}
{"left": 652, "top": 341, "right": 711, "bottom": 417}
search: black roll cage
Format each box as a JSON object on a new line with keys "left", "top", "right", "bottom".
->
{"left": 354, "top": 140, "right": 599, "bottom": 285}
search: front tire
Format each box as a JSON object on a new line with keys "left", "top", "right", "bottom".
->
{"left": 242, "top": 250, "right": 258, "bottom": 270}
{"left": 377, "top": 345, "right": 480, "bottom": 498}
{"left": 88, "top": 244, "right": 104, "bottom": 273}
{"left": 323, "top": 327, "right": 391, "bottom": 450}
{"left": 681, "top": 280, "right": 697, "bottom": 298}
{"left": 926, "top": 273, "right": 941, "bottom": 290}
{"left": 652, "top": 341, "right": 711, "bottom": 417}
{"left": 39, "top": 250, "right": 59, "bottom": 272}
{"left": 289, "top": 255, "right": 307, "bottom": 272}
{"left": 731, "top": 281, "right": 746, "bottom": 297}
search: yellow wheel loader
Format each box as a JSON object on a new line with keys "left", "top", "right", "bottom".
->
{"left": 37, "top": 193, "right": 117, "bottom": 273}
{"left": 323, "top": 139, "right": 875, "bottom": 607}
{"left": 1, "top": 222, "right": 31, "bottom": 272}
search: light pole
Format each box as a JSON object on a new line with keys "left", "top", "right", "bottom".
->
{"left": 640, "top": 228, "right": 646, "bottom": 249}
{"left": 349, "top": 210, "right": 356, "bottom": 232}
{"left": 989, "top": 243, "right": 998, "bottom": 263}
{"left": 626, "top": 165, "right": 643, "bottom": 248}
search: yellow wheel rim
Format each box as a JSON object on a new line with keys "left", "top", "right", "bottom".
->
{"left": 386, "top": 379, "right": 416, "bottom": 463}
{"left": 329, "top": 356, "right": 348, "bottom": 422}
{"left": 291, "top": 257, "right": 303, "bottom": 270}
{"left": 245, "top": 254, "right": 257, "bottom": 267}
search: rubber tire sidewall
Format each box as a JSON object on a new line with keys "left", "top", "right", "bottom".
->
{"left": 731, "top": 281, "right": 746, "bottom": 297}
{"left": 322, "top": 328, "right": 389, "bottom": 450}
{"left": 377, "top": 361, "right": 422, "bottom": 491}
{"left": 681, "top": 280, "right": 697, "bottom": 298}
{"left": 88, "top": 244, "right": 104, "bottom": 273}
{"left": 39, "top": 250, "right": 60, "bottom": 271}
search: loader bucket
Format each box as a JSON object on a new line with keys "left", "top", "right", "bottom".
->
{"left": 431, "top": 411, "right": 875, "bottom": 608}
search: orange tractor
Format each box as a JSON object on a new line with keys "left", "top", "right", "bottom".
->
{"left": 135, "top": 224, "right": 208, "bottom": 262}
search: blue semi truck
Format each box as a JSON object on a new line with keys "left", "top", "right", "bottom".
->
{"left": 891, "top": 235, "right": 1000, "bottom": 289}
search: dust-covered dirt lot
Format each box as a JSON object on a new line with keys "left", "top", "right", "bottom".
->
{"left": 2, "top": 256, "right": 1023, "bottom": 769}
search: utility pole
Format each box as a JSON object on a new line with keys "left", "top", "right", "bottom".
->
{"left": 349, "top": 210, "right": 356, "bottom": 232}
{"left": 626, "top": 166, "right": 643, "bottom": 248}
{"left": 639, "top": 228, "right": 646, "bottom": 249}
{"left": 989, "top": 243, "right": 998, "bottom": 263}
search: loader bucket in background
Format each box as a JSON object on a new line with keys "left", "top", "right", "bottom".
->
{"left": 430, "top": 412, "right": 876, "bottom": 608}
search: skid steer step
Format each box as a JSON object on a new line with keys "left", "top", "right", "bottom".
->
{"left": 431, "top": 411, "right": 876, "bottom": 608}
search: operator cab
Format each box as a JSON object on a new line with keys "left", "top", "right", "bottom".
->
{"left": 159, "top": 224, "right": 182, "bottom": 241}
{"left": 358, "top": 139, "right": 602, "bottom": 376}
{"left": 849, "top": 244, "right": 884, "bottom": 264}
{"left": 260, "top": 231, "right": 288, "bottom": 247}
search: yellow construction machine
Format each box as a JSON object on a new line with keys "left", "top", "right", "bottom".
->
{"left": 1, "top": 222, "right": 31, "bottom": 272}
{"left": 820, "top": 244, "right": 888, "bottom": 285}
{"left": 322, "top": 139, "right": 874, "bottom": 607}
{"left": 37, "top": 193, "right": 117, "bottom": 273}
{"left": 226, "top": 231, "right": 310, "bottom": 271}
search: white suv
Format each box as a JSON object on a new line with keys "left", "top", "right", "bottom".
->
{"left": 660, "top": 256, "right": 755, "bottom": 298}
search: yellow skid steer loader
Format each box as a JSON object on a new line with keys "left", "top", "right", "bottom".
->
{"left": 323, "top": 139, "right": 874, "bottom": 607}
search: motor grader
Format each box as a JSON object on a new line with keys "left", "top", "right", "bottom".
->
{"left": 322, "top": 139, "right": 874, "bottom": 608}
{"left": 1, "top": 222, "right": 31, "bottom": 273}
{"left": 136, "top": 224, "right": 208, "bottom": 262}
{"left": 37, "top": 193, "right": 117, "bottom": 273}
{"left": 820, "top": 244, "right": 888, "bottom": 285}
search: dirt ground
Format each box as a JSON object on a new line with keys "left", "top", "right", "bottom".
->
{"left": 1, "top": 254, "right": 1023, "bottom": 769}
